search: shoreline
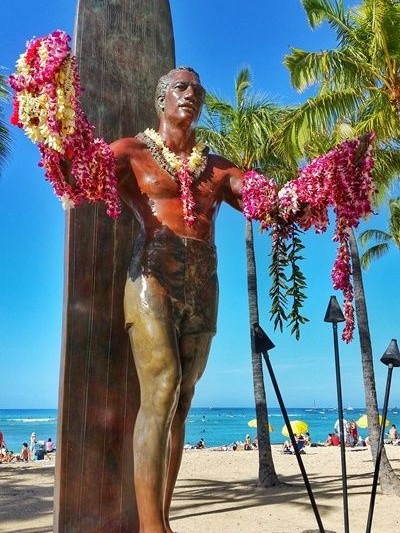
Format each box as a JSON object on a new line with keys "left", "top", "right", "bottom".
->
{"left": 1, "top": 445, "right": 400, "bottom": 532}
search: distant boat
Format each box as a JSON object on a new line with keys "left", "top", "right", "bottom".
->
{"left": 346, "top": 405, "right": 354, "bottom": 411}
{"left": 306, "top": 399, "right": 317, "bottom": 412}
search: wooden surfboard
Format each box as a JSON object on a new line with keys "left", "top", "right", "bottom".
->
{"left": 54, "top": 1, "right": 175, "bottom": 531}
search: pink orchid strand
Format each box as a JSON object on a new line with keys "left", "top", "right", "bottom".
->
{"left": 9, "top": 30, "right": 120, "bottom": 218}
{"left": 241, "top": 134, "right": 375, "bottom": 341}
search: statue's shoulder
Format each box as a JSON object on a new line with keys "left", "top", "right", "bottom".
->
{"left": 208, "top": 152, "right": 239, "bottom": 173}
{"left": 110, "top": 135, "right": 146, "bottom": 159}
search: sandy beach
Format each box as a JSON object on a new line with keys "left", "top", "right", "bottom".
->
{"left": 1, "top": 445, "right": 399, "bottom": 532}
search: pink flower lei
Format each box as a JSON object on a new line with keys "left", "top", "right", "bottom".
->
{"left": 9, "top": 30, "right": 120, "bottom": 218}
{"left": 241, "top": 134, "right": 376, "bottom": 342}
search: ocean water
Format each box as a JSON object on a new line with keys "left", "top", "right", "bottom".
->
{"left": 0, "top": 409, "right": 58, "bottom": 453}
{"left": 1, "top": 407, "right": 400, "bottom": 452}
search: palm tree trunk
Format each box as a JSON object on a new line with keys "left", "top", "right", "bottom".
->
{"left": 348, "top": 229, "right": 400, "bottom": 495}
{"left": 245, "top": 220, "right": 279, "bottom": 487}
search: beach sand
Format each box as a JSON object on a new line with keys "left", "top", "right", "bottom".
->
{"left": 0, "top": 445, "right": 399, "bottom": 532}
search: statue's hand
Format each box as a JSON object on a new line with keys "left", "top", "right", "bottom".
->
{"left": 60, "top": 158, "right": 75, "bottom": 186}
{"left": 354, "top": 133, "right": 372, "bottom": 166}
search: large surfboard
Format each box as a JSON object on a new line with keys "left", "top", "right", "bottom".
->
{"left": 54, "top": 1, "right": 175, "bottom": 531}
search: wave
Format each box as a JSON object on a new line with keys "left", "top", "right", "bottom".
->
{"left": 8, "top": 418, "right": 57, "bottom": 423}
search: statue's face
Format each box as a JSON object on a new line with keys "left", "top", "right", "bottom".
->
{"left": 163, "top": 70, "right": 204, "bottom": 126}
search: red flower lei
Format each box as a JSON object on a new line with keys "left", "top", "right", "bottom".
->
{"left": 241, "top": 134, "right": 376, "bottom": 342}
{"left": 8, "top": 30, "right": 120, "bottom": 218}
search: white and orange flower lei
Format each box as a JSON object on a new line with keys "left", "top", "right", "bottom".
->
{"left": 9, "top": 30, "right": 120, "bottom": 218}
{"left": 138, "top": 128, "right": 208, "bottom": 226}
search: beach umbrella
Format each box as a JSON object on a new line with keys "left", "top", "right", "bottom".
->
{"left": 356, "top": 414, "right": 390, "bottom": 429}
{"left": 247, "top": 419, "right": 273, "bottom": 431}
{"left": 282, "top": 420, "right": 308, "bottom": 437}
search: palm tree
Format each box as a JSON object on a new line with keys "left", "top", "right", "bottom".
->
{"left": 197, "top": 68, "right": 287, "bottom": 487}
{"left": 282, "top": 0, "right": 400, "bottom": 152}
{"left": 283, "top": 0, "right": 400, "bottom": 494}
{"left": 360, "top": 197, "right": 400, "bottom": 267}
{"left": 0, "top": 73, "right": 10, "bottom": 173}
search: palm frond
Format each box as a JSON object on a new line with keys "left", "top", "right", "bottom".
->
{"left": 388, "top": 196, "right": 400, "bottom": 247}
{"left": 360, "top": 242, "right": 390, "bottom": 269}
{"left": 277, "top": 89, "right": 364, "bottom": 158}
{"left": 234, "top": 67, "right": 251, "bottom": 108}
{"left": 301, "top": 0, "right": 353, "bottom": 46}
{"left": 359, "top": 228, "right": 392, "bottom": 247}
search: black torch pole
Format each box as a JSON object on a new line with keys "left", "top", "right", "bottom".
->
{"left": 252, "top": 323, "right": 326, "bottom": 533}
{"left": 324, "top": 296, "right": 349, "bottom": 533}
{"left": 365, "top": 339, "right": 400, "bottom": 533}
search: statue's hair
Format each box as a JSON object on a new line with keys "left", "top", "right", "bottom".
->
{"left": 155, "top": 66, "right": 205, "bottom": 116}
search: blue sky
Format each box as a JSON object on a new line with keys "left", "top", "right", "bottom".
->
{"left": 1, "top": 0, "right": 399, "bottom": 409}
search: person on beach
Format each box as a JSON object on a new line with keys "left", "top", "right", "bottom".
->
{"left": 0, "top": 430, "right": 6, "bottom": 451}
{"left": 60, "top": 66, "right": 373, "bottom": 533}
{"left": 14, "top": 442, "right": 30, "bottom": 462}
{"left": 331, "top": 433, "right": 340, "bottom": 446}
{"left": 388, "top": 424, "right": 399, "bottom": 443}
{"left": 244, "top": 434, "right": 252, "bottom": 450}
{"left": 45, "top": 438, "right": 54, "bottom": 453}
{"left": 29, "top": 432, "right": 37, "bottom": 460}
{"left": 348, "top": 420, "right": 358, "bottom": 447}
{"left": 195, "top": 438, "right": 205, "bottom": 449}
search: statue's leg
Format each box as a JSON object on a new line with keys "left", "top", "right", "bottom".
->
{"left": 163, "top": 332, "right": 214, "bottom": 532}
{"left": 126, "top": 276, "right": 181, "bottom": 533}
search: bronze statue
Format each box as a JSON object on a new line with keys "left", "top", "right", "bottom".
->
{"left": 112, "top": 67, "right": 244, "bottom": 533}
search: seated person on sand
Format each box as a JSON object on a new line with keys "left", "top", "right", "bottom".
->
{"left": 11, "top": 442, "right": 30, "bottom": 463}
{"left": 45, "top": 438, "right": 55, "bottom": 458}
{"left": 244, "top": 434, "right": 252, "bottom": 451}
{"left": 283, "top": 434, "right": 306, "bottom": 454}
{"left": 303, "top": 432, "right": 312, "bottom": 446}
{"left": 0, "top": 444, "right": 9, "bottom": 463}
{"left": 388, "top": 424, "right": 399, "bottom": 444}
{"left": 331, "top": 432, "right": 340, "bottom": 446}
{"left": 19, "top": 442, "right": 30, "bottom": 462}
{"left": 356, "top": 435, "right": 366, "bottom": 447}
{"left": 195, "top": 438, "right": 205, "bottom": 449}
{"left": 0, "top": 447, "right": 13, "bottom": 463}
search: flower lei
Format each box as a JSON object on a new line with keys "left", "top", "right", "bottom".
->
{"left": 9, "top": 30, "right": 120, "bottom": 218}
{"left": 139, "top": 128, "right": 208, "bottom": 226}
{"left": 241, "top": 133, "right": 375, "bottom": 342}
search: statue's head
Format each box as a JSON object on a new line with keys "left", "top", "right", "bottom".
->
{"left": 155, "top": 66, "right": 205, "bottom": 116}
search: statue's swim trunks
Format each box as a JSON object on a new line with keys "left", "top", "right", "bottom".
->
{"left": 124, "top": 228, "right": 218, "bottom": 336}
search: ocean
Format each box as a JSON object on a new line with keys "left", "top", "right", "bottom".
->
{"left": 2, "top": 407, "right": 400, "bottom": 452}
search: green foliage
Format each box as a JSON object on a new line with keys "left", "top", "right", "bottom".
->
{"left": 268, "top": 232, "right": 288, "bottom": 333}
{"left": 268, "top": 226, "right": 309, "bottom": 340}
{"left": 286, "top": 227, "right": 309, "bottom": 339}
{"left": 283, "top": 0, "right": 400, "bottom": 171}
{"left": 359, "top": 196, "right": 400, "bottom": 267}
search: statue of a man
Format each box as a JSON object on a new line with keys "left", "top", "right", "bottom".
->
{"left": 111, "top": 67, "right": 244, "bottom": 533}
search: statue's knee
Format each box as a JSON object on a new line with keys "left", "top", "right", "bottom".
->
{"left": 142, "top": 368, "right": 181, "bottom": 412}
